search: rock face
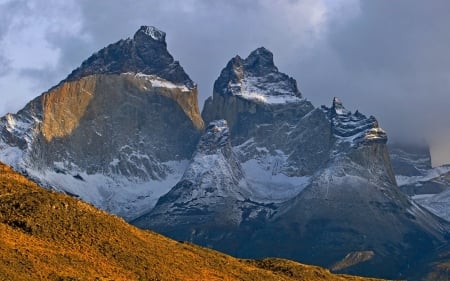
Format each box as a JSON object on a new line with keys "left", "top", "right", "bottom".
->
{"left": 0, "top": 26, "right": 203, "bottom": 220}
{"left": 134, "top": 48, "right": 450, "bottom": 280}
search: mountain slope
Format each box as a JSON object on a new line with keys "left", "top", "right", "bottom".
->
{"left": 0, "top": 26, "right": 204, "bottom": 220}
{"left": 0, "top": 162, "right": 385, "bottom": 281}
{"left": 134, "top": 120, "right": 275, "bottom": 244}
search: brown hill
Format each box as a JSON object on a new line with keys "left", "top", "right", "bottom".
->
{"left": 0, "top": 162, "right": 385, "bottom": 281}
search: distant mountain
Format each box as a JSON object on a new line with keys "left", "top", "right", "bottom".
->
{"left": 389, "top": 143, "right": 450, "bottom": 195}
{"left": 388, "top": 142, "right": 450, "bottom": 220}
{"left": 1, "top": 161, "right": 388, "bottom": 281}
{"left": 0, "top": 26, "right": 203, "bottom": 220}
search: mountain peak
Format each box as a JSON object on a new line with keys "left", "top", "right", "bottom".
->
{"left": 245, "top": 47, "right": 276, "bottom": 72}
{"left": 63, "top": 25, "right": 194, "bottom": 87}
{"left": 331, "top": 97, "right": 350, "bottom": 116}
{"left": 134, "top": 25, "right": 166, "bottom": 42}
{"left": 322, "top": 97, "right": 387, "bottom": 146}
{"left": 211, "top": 47, "right": 302, "bottom": 105}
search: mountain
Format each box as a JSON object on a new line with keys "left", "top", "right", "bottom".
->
{"left": 0, "top": 161, "right": 389, "bottom": 281}
{"left": 0, "top": 26, "right": 203, "bottom": 220}
{"left": 1, "top": 26, "right": 449, "bottom": 280}
{"left": 389, "top": 142, "right": 450, "bottom": 195}
{"left": 135, "top": 48, "right": 450, "bottom": 280}
{"left": 414, "top": 170, "right": 450, "bottom": 221}
{"left": 388, "top": 143, "right": 450, "bottom": 221}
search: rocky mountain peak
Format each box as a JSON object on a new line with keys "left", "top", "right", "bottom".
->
{"left": 331, "top": 97, "right": 350, "bottom": 116}
{"left": 322, "top": 97, "right": 387, "bottom": 147}
{"left": 245, "top": 47, "right": 277, "bottom": 74}
{"left": 134, "top": 25, "right": 166, "bottom": 42}
{"left": 210, "top": 47, "right": 302, "bottom": 106}
{"left": 64, "top": 26, "right": 194, "bottom": 88}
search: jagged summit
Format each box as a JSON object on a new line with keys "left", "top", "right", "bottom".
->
{"left": 244, "top": 47, "right": 278, "bottom": 74}
{"left": 330, "top": 97, "right": 351, "bottom": 116}
{"left": 135, "top": 25, "right": 166, "bottom": 41}
{"left": 322, "top": 97, "right": 387, "bottom": 147}
{"left": 64, "top": 25, "right": 194, "bottom": 88}
{"left": 213, "top": 47, "right": 302, "bottom": 104}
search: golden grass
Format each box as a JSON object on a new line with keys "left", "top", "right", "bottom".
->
{"left": 0, "top": 162, "right": 387, "bottom": 281}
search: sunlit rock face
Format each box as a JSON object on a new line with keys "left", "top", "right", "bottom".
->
{"left": 0, "top": 26, "right": 203, "bottom": 220}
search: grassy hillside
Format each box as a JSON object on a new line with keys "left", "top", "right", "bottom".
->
{"left": 0, "top": 162, "right": 386, "bottom": 281}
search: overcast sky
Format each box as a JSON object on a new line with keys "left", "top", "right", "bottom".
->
{"left": 0, "top": 0, "right": 449, "bottom": 164}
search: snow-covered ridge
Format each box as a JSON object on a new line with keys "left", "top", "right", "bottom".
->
{"left": 122, "top": 72, "right": 191, "bottom": 92}
{"left": 230, "top": 76, "right": 303, "bottom": 104}
{"left": 218, "top": 47, "right": 303, "bottom": 105}
{"left": 322, "top": 97, "right": 387, "bottom": 146}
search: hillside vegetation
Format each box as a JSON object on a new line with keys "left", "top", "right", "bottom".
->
{"left": 0, "top": 162, "right": 386, "bottom": 281}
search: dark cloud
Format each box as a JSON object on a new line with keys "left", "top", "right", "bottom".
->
{"left": 289, "top": 0, "right": 450, "bottom": 142}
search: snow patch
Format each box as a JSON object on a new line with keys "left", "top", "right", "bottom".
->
{"left": 138, "top": 26, "right": 165, "bottom": 41}
{"left": 240, "top": 158, "right": 310, "bottom": 203}
{"left": 123, "top": 73, "right": 191, "bottom": 92}
{"left": 396, "top": 165, "right": 450, "bottom": 186}
{"left": 230, "top": 75, "right": 302, "bottom": 104}
{"left": 20, "top": 160, "right": 189, "bottom": 221}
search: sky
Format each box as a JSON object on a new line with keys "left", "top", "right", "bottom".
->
{"left": 0, "top": 0, "right": 449, "bottom": 165}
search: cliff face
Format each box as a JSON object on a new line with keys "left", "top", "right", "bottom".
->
{"left": 0, "top": 26, "right": 203, "bottom": 220}
{"left": 31, "top": 73, "right": 202, "bottom": 174}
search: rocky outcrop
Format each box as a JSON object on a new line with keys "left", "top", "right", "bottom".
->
{"left": 0, "top": 26, "right": 203, "bottom": 220}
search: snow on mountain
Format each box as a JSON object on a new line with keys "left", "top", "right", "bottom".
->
{"left": 138, "top": 25, "right": 166, "bottom": 41}
{"left": 127, "top": 73, "right": 191, "bottom": 92}
{"left": 321, "top": 97, "right": 387, "bottom": 149}
{"left": 133, "top": 120, "right": 275, "bottom": 234}
{"left": 412, "top": 165, "right": 450, "bottom": 221}
{"left": 217, "top": 47, "right": 303, "bottom": 105}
